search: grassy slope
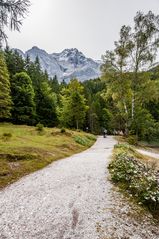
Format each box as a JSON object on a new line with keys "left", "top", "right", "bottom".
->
{"left": 115, "top": 136, "right": 159, "bottom": 170}
{"left": 0, "top": 123, "right": 96, "bottom": 189}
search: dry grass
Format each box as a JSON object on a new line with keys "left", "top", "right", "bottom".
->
{"left": 0, "top": 123, "right": 96, "bottom": 189}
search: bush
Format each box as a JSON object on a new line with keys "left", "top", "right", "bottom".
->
{"left": 142, "top": 122, "right": 159, "bottom": 143}
{"left": 127, "top": 135, "right": 138, "bottom": 145}
{"left": 36, "top": 123, "right": 44, "bottom": 132}
{"left": 0, "top": 153, "right": 37, "bottom": 161}
{"left": 114, "top": 143, "right": 130, "bottom": 150}
{"left": 74, "top": 135, "right": 90, "bottom": 146}
{"left": 109, "top": 147, "right": 159, "bottom": 212}
{"left": 3, "top": 132, "right": 12, "bottom": 138}
{"left": 2, "top": 132, "right": 12, "bottom": 141}
{"left": 85, "top": 134, "right": 96, "bottom": 141}
{"left": 60, "top": 127, "right": 66, "bottom": 133}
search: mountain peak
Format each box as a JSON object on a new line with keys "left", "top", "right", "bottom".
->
{"left": 63, "top": 48, "right": 78, "bottom": 52}
{"left": 14, "top": 47, "right": 101, "bottom": 82}
{"left": 31, "top": 46, "right": 46, "bottom": 51}
{"left": 27, "top": 46, "right": 48, "bottom": 56}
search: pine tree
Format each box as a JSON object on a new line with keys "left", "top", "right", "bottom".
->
{"left": 4, "top": 47, "right": 25, "bottom": 77}
{"left": 0, "top": 51, "right": 12, "bottom": 119}
{"left": 11, "top": 72, "right": 35, "bottom": 124}
{"left": 69, "top": 91, "right": 88, "bottom": 129}
{"left": 25, "top": 56, "right": 57, "bottom": 126}
{"left": 36, "top": 81, "right": 57, "bottom": 126}
{"left": 58, "top": 79, "right": 88, "bottom": 129}
{"left": 49, "top": 75, "right": 60, "bottom": 94}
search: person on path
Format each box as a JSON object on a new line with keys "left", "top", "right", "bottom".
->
{"left": 103, "top": 129, "right": 107, "bottom": 138}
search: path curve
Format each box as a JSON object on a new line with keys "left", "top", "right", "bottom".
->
{"left": 0, "top": 137, "right": 158, "bottom": 239}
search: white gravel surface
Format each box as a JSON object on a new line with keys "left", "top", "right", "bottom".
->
{"left": 0, "top": 136, "right": 158, "bottom": 239}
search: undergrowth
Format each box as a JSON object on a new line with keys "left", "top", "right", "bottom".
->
{"left": 74, "top": 135, "right": 96, "bottom": 146}
{"left": 109, "top": 143, "right": 159, "bottom": 215}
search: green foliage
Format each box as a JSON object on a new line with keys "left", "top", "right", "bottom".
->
{"left": 114, "top": 143, "right": 131, "bottom": 150}
{"left": 58, "top": 79, "right": 88, "bottom": 129}
{"left": 69, "top": 90, "right": 88, "bottom": 129}
{"left": 49, "top": 75, "right": 60, "bottom": 94}
{"left": 85, "top": 134, "right": 96, "bottom": 141}
{"left": 109, "top": 145, "right": 159, "bottom": 212}
{"left": 83, "top": 78, "right": 109, "bottom": 134}
{"left": 127, "top": 135, "right": 138, "bottom": 145}
{"left": 60, "top": 127, "right": 66, "bottom": 133}
{"left": 0, "top": 51, "right": 12, "bottom": 119}
{"left": 2, "top": 132, "right": 12, "bottom": 141}
{"left": 2, "top": 132, "right": 12, "bottom": 137}
{"left": 74, "top": 134, "right": 96, "bottom": 147}
{"left": 36, "top": 123, "right": 44, "bottom": 132}
{"left": 36, "top": 81, "right": 57, "bottom": 126}
{"left": 74, "top": 135, "right": 90, "bottom": 146}
{"left": 101, "top": 11, "right": 159, "bottom": 137}
{"left": 1, "top": 153, "right": 37, "bottom": 161}
{"left": 4, "top": 47, "right": 25, "bottom": 77}
{"left": 25, "top": 56, "right": 57, "bottom": 126}
{"left": 11, "top": 72, "right": 35, "bottom": 124}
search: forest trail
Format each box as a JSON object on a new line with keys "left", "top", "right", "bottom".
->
{"left": 0, "top": 137, "right": 158, "bottom": 239}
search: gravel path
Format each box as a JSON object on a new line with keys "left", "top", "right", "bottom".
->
{"left": 0, "top": 136, "right": 158, "bottom": 239}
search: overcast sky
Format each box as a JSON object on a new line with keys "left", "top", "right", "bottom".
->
{"left": 6, "top": 0, "right": 159, "bottom": 59}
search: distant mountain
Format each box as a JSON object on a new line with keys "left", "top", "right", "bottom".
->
{"left": 14, "top": 46, "right": 101, "bottom": 82}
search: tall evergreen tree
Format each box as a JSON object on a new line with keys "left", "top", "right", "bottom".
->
{"left": 49, "top": 75, "right": 60, "bottom": 94}
{"left": 25, "top": 56, "right": 57, "bottom": 126}
{"left": 36, "top": 81, "right": 57, "bottom": 126}
{"left": 4, "top": 47, "right": 25, "bottom": 77}
{"left": 0, "top": 51, "right": 12, "bottom": 119}
{"left": 11, "top": 72, "right": 35, "bottom": 124}
{"left": 58, "top": 79, "right": 88, "bottom": 129}
{"left": 82, "top": 78, "right": 110, "bottom": 134}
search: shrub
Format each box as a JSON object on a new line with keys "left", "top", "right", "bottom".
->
{"left": 2, "top": 132, "right": 12, "bottom": 141}
{"left": 109, "top": 147, "right": 159, "bottom": 212}
{"left": 74, "top": 135, "right": 90, "bottom": 146}
{"left": 60, "top": 127, "right": 66, "bottom": 133}
{"left": 114, "top": 143, "right": 130, "bottom": 150}
{"left": 36, "top": 123, "right": 44, "bottom": 132}
{"left": 127, "top": 135, "right": 138, "bottom": 145}
{"left": 0, "top": 153, "right": 37, "bottom": 161}
{"left": 85, "top": 134, "right": 96, "bottom": 141}
{"left": 3, "top": 132, "right": 12, "bottom": 138}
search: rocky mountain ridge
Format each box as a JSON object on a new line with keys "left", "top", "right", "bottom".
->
{"left": 14, "top": 46, "right": 101, "bottom": 82}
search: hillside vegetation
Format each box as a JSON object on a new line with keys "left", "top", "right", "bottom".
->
{"left": 0, "top": 123, "right": 96, "bottom": 189}
{"left": 109, "top": 143, "right": 159, "bottom": 217}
